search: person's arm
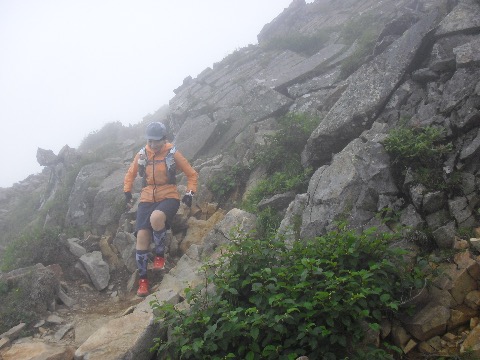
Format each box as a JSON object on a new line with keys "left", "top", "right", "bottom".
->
{"left": 124, "top": 154, "right": 139, "bottom": 193}
{"left": 174, "top": 151, "right": 198, "bottom": 193}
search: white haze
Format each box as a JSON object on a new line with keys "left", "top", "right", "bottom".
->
{"left": 0, "top": 0, "right": 304, "bottom": 188}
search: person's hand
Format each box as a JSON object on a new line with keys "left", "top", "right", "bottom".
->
{"left": 182, "top": 190, "right": 194, "bottom": 208}
{"left": 124, "top": 192, "right": 133, "bottom": 208}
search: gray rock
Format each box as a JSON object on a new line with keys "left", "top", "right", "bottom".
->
{"left": 79, "top": 251, "right": 110, "bottom": 291}
{"left": 66, "top": 238, "right": 87, "bottom": 258}
{"left": 272, "top": 44, "right": 346, "bottom": 91}
{"left": 202, "top": 208, "right": 257, "bottom": 257}
{"left": 399, "top": 204, "right": 425, "bottom": 230}
{"left": 277, "top": 193, "right": 308, "bottom": 247}
{"left": 435, "top": 0, "right": 480, "bottom": 37}
{"left": 440, "top": 68, "right": 480, "bottom": 113}
{"left": 74, "top": 311, "right": 157, "bottom": 360}
{"left": 425, "top": 209, "right": 451, "bottom": 230}
{"left": 301, "top": 138, "right": 398, "bottom": 238}
{"left": 448, "top": 196, "right": 472, "bottom": 225}
{"left": 257, "top": 191, "right": 296, "bottom": 212}
{"left": 54, "top": 323, "right": 73, "bottom": 341}
{"left": 175, "top": 114, "right": 218, "bottom": 160}
{"left": 423, "top": 191, "right": 446, "bottom": 214}
{"left": 58, "top": 287, "right": 76, "bottom": 308}
{"left": 66, "top": 161, "right": 122, "bottom": 229}
{"left": 404, "top": 304, "right": 450, "bottom": 341}
{"left": 460, "top": 128, "right": 480, "bottom": 161}
{"left": 113, "top": 231, "right": 137, "bottom": 273}
{"left": 92, "top": 167, "right": 126, "bottom": 228}
{"left": 0, "top": 322, "right": 25, "bottom": 340}
{"left": 36, "top": 148, "right": 58, "bottom": 166}
{"left": 432, "top": 221, "right": 456, "bottom": 248}
{"left": 453, "top": 37, "right": 480, "bottom": 68}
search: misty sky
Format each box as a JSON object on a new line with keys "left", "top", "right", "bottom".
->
{"left": 0, "top": 0, "right": 301, "bottom": 188}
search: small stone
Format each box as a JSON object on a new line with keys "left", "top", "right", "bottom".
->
{"left": 46, "top": 314, "right": 64, "bottom": 325}
{"left": 403, "top": 339, "right": 417, "bottom": 354}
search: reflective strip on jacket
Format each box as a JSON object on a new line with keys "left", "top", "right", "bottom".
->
{"left": 123, "top": 142, "right": 198, "bottom": 203}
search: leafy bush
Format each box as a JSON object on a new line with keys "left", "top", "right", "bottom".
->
{"left": 383, "top": 125, "right": 454, "bottom": 191}
{"left": 255, "top": 112, "right": 319, "bottom": 175}
{"left": 384, "top": 126, "right": 452, "bottom": 165}
{"left": 242, "top": 171, "right": 312, "bottom": 237}
{"left": 206, "top": 164, "right": 251, "bottom": 203}
{"left": 151, "top": 226, "right": 421, "bottom": 359}
{"left": 239, "top": 112, "right": 318, "bottom": 234}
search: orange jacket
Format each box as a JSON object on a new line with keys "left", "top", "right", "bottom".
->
{"left": 124, "top": 142, "right": 198, "bottom": 203}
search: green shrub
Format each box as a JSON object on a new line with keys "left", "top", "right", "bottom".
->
{"left": 235, "top": 112, "right": 319, "bottom": 235}
{"left": 383, "top": 125, "right": 454, "bottom": 191}
{"left": 255, "top": 113, "right": 319, "bottom": 175}
{"left": 242, "top": 170, "right": 312, "bottom": 237}
{"left": 151, "top": 226, "right": 421, "bottom": 359}
{"left": 206, "top": 164, "right": 251, "bottom": 203}
{"left": 243, "top": 171, "right": 311, "bottom": 212}
{"left": 384, "top": 126, "right": 452, "bottom": 165}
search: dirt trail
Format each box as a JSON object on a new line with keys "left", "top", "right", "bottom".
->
{"left": 45, "top": 267, "right": 150, "bottom": 347}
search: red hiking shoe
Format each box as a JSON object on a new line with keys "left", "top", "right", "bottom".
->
{"left": 137, "top": 278, "right": 149, "bottom": 297}
{"left": 153, "top": 256, "right": 165, "bottom": 271}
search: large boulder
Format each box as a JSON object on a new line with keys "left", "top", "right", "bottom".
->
{"left": 79, "top": 251, "right": 110, "bottom": 291}
{"left": 301, "top": 138, "right": 398, "bottom": 238}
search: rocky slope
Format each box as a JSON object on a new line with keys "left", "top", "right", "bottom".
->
{"left": 2, "top": 0, "right": 480, "bottom": 358}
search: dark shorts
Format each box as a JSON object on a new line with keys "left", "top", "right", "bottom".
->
{"left": 135, "top": 198, "right": 180, "bottom": 234}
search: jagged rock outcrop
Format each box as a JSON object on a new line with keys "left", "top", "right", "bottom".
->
{"left": 301, "top": 137, "right": 400, "bottom": 238}
{"left": 65, "top": 162, "right": 124, "bottom": 230}
{"left": 301, "top": 10, "right": 440, "bottom": 167}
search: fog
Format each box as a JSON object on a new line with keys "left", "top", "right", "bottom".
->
{"left": 0, "top": 0, "right": 299, "bottom": 187}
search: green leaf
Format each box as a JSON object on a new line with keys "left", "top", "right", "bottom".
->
{"left": 250, "top": 327, "right": 259, "bottom": 340}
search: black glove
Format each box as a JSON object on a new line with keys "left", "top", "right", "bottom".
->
{"left": 181, "top": 190, "right": 194, "bottom": 208}
{"left": 124, "top": 192, "right": 133, "bottom": 206}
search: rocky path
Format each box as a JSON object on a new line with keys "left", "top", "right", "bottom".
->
{"left": 0, "top": 265, "right": 157, "bottom": 359}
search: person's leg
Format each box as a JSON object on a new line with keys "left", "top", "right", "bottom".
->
{"left": 135, "top": 203, "right": 154, "bottom": 296}
{"left": 150, "top": 209, "right": 167, "bottom": 258}
{"left": 150, "top": 199, "right": 180, "bottom": 269}
{"left": 136, "top": 229, "right": 152, "bottom": 278}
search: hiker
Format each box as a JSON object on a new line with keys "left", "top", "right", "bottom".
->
{"left": 123, "top": 121, "right": 198, "bottom": 297}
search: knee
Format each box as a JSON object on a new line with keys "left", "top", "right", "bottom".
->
{"left": 150, "top": 210, "right": 166, "bottom": 230}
